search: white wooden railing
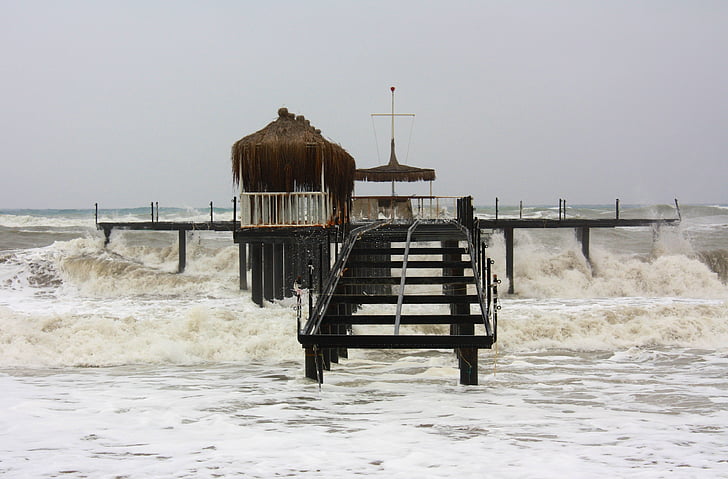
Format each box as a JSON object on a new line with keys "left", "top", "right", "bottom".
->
{"left": 351, "top": 196, "right": 458, "bottom": 221}
{"left": 240, "top": 192, "right": 332, "bottom": 227}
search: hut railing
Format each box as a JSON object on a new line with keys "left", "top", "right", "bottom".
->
{"left": 351, "top": 196, "right": 459, "bottom": 222}
{"left": 240, "top": 192, "right": 333, "bottom": 227}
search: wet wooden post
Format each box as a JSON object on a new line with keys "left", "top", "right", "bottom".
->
{"left": 250, "top": 242, "right": 263, "bottom": 307}
{"left": 238, "top": 242, "right": 248, "bottom": 290}
{"left": 319, "top": 241, "right": 335, "bottom": 369}
{"left": 504, "top": 227, "right": 514, "bottom": 294}
{"left": 305, "top": 347, "right": 323, "bottom": 382}
{"left": 577, "top": 226, "right": 590, "bottom": 264}
{"left": 178, "top": 229, "right": 186, "bottom": 273}
{"left": 454, "top": 201, "right": 480, "bottom": 386}
{"left": 274, "top": 243, "right": 284, "bottom": 300}
{"left": 263, "top": 243, "right": 274, "bottom": 302}
{"left": 283, "top": 243, "right": 294, "bottom": 298}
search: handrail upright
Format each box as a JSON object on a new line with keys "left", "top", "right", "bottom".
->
{"left": 394, "top": 220, "right": 422, "bottom": 335}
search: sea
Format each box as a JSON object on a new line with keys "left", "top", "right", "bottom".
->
{"left": 1, "top": 203, "right": 727, "bottom": 478}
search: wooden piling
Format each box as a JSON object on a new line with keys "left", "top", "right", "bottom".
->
{"left": 304, "top": 347, "right": 323, "bottom": 382}
{"left": 263, "top": 243, "right": 274, "bottom": 302}
{"left": 444, "top": 239, "right": 478, "bottom": 385}
{"left": 250, "top": 242, "right": 263, "bottom": 307}
{"left": 274, "top": 243, "right": 284, "bottom": 300}
{"left": 178, "top": 230, "right": 186, "bottom": 273}
{"left": 283, "top": 243, "right": 294, "bottom": 298}
{"left": 504, "top": 227, "right": 514, "bottom": 294}
{"left": 577, "top": 226, "right": 590, "bottom": 263}
{"left": 238, "top": 242, "right": 248, "bottom": 290}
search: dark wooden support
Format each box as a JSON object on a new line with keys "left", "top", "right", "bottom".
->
{"left": 274, "top": 243, "right": 284, "bottom": 300}
{"left": 304, "top": 347, "right": 323, "bottom": 382}
{"left": 504, "top": 227, "right": 514, "bottom": 294}
{"left": 263, "top": 243, "right": 274, "bottom": 302}
{"left": 283, "top": 243, "right": 293, "bottom": 298}
{"left": 103, "top": 227, "right": 111, "bottom": 246}
{"left": 178, "top": 229, "right": 186, "bottom": 273}
{"left": 238, "top": 242, "right": 248, "bottom": 290}
{"left": 577, "top": 226, "right": 590, "bottom": 264}
{"left": 250, "top": 242, "right": 263, "bottom": 307}
{"left": 458, "top": 345, "right": 478, "bottom": 385}
{"left": 443, "top": 238, "right": 478, "bottom": 385}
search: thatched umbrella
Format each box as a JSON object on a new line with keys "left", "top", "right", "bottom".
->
{"left": 354, "top": 138, "right": 436, "bottom": 183}
{"left": 354, "top": 87, "right": 435, "bottom": 195}
{"left": 231, "top": 108, "right": 356, "bottom": 224}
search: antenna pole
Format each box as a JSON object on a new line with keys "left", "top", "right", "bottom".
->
{"left": 390, "top": 86, "right": 396, "bottom": 141}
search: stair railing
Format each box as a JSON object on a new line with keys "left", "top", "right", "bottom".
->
{"left": 394, "top": 219, "right": 423, "bottom": 334}
{"left": 454, "top": 222, "right": 494, "bottom": 337}
{"left": 301, "top": 220, "right": 390, "bottom": 336}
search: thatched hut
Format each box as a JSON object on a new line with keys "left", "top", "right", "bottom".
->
{"left": 231, "top": 108, "right": 356, "bottom": 224}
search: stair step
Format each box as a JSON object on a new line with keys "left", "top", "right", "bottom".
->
{"left": 298, "top": 334, "right": 493, "bottom": 349}
{"left": 330, "top": 294, "right": 479, "bottom": 304}
{"left": 346, "top": 260, "right": 472, "bottom": 269}
{"left": 338, "top": 276, "right": 476, "bottom": 285}
{"left": 350, "top": 247, "right": 467, "bottom": 255}
{"left": 321, "top": 314, "right": 483, "bottom": 325}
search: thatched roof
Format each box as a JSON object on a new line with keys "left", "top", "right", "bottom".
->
{"left": 355, "top": 138, "right": 436, "bottom": 183}
{"left": 231, "top": 108, "right": 356, "bottom": 223}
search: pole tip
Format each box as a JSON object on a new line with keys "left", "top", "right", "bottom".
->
{"left": 390, "top": 86, "right": 395, "bottom": 92}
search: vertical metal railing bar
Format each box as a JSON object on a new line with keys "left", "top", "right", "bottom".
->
{"left": 394, "top": 219, "right": 422, "bottom": 335}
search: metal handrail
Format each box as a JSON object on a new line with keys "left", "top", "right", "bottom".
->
{"left": 301, "top": 220, "right": 391, "bottom": 336}
{"left": 394, "top": 219, "right": 422, "bottom": 335}
{"left": 453, "top": 221, "right": 493, "bottom": 336}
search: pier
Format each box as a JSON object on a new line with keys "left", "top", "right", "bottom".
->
{"left": 479, "top": 214, "right": 681, "bottom": 294}
{"left": 95, "top": 103, "right": 681, "bottom": 385}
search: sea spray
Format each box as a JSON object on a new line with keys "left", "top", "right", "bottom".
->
{"left": 485, "top": 228, "right": 727, "bottom": 298}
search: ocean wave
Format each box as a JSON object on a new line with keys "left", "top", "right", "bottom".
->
{"left": 0, "top": 302, "right": 302, "bottom": 368}
{"left": 499, "top": 299, "right": 728, "bottom": 352}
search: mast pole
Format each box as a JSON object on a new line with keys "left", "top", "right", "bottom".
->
{"left": 390, "top": 86, "right": 395, "bottom": 141}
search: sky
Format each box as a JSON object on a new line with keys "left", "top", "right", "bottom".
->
{"left": 1, "top": 0, "right": 727, "bottom": 209}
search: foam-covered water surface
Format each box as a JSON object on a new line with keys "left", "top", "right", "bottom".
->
{"left": 1, "top": 205, "right": 727, "bottom": 477}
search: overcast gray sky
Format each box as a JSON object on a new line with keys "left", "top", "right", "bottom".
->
{"left": 1, "top": 1, "right": 726, "bottom": 209}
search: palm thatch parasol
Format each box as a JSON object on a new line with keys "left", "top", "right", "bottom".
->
{"left": 231, "top": 108, "right": 356, "bottom": 223}
{"left": 354, "top": 87, "right": 435, "bottom": 194}
{"left": 354, "top": 138, "right": 436, "bottom": 183}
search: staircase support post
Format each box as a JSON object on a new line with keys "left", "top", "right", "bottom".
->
{"left": 304, "top": 347, "right": 323, "bottom": 382}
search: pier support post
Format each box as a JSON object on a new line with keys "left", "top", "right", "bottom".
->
{"left": 178, "top": 230, "right": 186, "bottom": 273}
{"left": 251, "top": 242, "right": 263, "bottom": 307}
{"left": 577, "top": 227, "right": 590, "bottom": 264}
{"left": 305, "top": 347, "right": 324, "bottom": 383}
{"left": 274, "top": 243, "right": 284, "bottom": 300}
{"left": 443, "top": 240, "right": 478, "bottom": 385}
{"left": 238, "top": 242, "right": 248, "bottom": 290}
{"left": 283, "top": 243, "right": 294, "bottom": 298}
{"left": 263, "top": 243, "right": 274, "bottom": 302}
{"left": 458, "top": 346, "right": 478, "bottom": 386}
{"left": 504, "top": 227, "right": 514, "bottom": 294}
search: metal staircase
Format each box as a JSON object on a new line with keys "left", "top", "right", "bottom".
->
{"left": 298, "top": 201, "right": 499, "bottom": 385}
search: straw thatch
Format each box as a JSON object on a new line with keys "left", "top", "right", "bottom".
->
{"left": 355, "top": 139, "right": 435, "bottom": 182}
{"left": 231, "top": 108, "right": 356, "bottom": 223}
